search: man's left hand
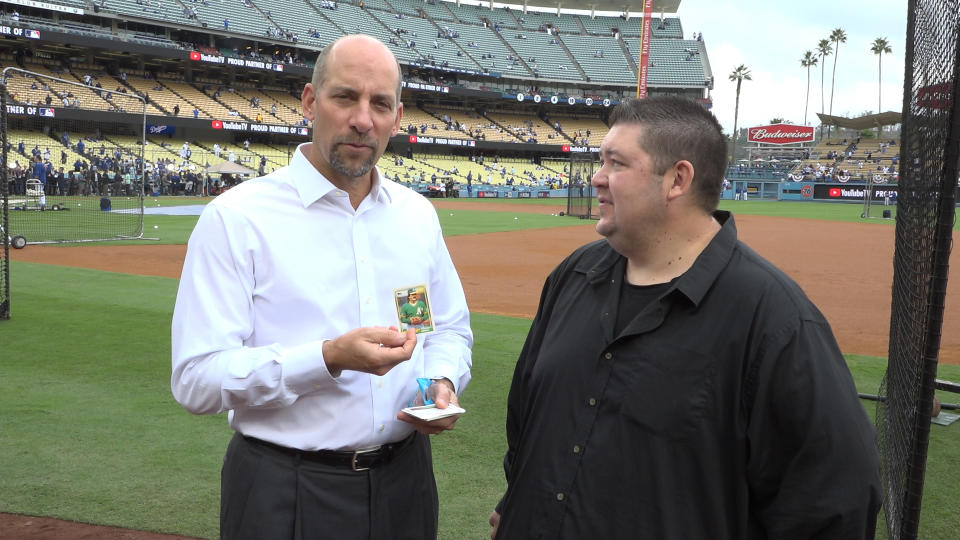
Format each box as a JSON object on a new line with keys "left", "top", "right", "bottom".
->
{"left": 397, "top": 378, "right": 462, "bottom": 435}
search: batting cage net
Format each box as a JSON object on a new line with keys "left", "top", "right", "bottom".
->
{"left": 566, "top": 152, "right": 597, "bottom": 219}
{"left": 876, "top": 1, "right": 960, "bottom": 538}
{"left": 1, "top": 67, "right": 145, "bottom": 247}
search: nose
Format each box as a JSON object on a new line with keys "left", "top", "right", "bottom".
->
{"left": 350, "top": 102, "right": 374, "bottom": 134}
{"left": 591, "top": 165, "right": 606, "bottom": 187}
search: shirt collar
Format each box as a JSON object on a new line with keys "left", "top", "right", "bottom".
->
{"left": 671, "top": 210, "right": 737, "bottom": 306}
{"left": 287, "top": 142, "right": 394, "bottom": 208}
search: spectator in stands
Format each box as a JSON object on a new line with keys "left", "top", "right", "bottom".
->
{"left": 172, "top": 34, "right": 471, "bottom": 540}
{"left": 489, "top": 96, "right": 881, "bottom": 540}
{"left": 227, "top": 149, "right": 236, "bottom": 162}
{"left": 173, "top": 104, "right": 180, "bottom": 116}
{"left": 223, "top": 18, "right": 229, "bottom": 30}
{"left": 193, "top": 108, "right": 199, "bottom": 119}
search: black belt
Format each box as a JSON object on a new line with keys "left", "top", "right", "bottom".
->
{"left": 243, "top": 432, "right": 417, "bottom": 472}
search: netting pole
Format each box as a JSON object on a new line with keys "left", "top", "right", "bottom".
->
{"left": 1, "top": 82, "right": 9, "bottom": 320}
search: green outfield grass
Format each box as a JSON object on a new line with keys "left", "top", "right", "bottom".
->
{"left": 2, "top": 198, "right": 959, "bottom": 538}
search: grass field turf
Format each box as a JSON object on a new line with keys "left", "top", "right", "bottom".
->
{"left": 2, "top": 197, "right": 959, "bottom": 538}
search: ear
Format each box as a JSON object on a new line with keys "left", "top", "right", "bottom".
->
{"left": 301, "top": 83, "right": 316, "bottom": 123}
{"left": 665, "top": 159, "right": 694, "bottom": 202}
{"left": 392, "top": 101, "right": 404, "bottom": 136}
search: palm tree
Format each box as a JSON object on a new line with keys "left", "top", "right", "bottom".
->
{"left": 871, "top": 37, "right": 892, "bottom": 138}
{"left": 816, "top": 39, "right": 833, "bottom": 137}
{"left": 728, "top": 64, "right": 752, "bottom": 165}
{"left": 828, "top": 28, "right": 847, "bottom": 137}
{"left": 801, "top": 50, "right": 818, "bottom": 125}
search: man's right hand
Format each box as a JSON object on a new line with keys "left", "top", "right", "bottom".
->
{"left": 322, "top": 326, "right": 417, "bottom": 376}
{"left": 489, "top": 510, "right": 500, "bottom": 539}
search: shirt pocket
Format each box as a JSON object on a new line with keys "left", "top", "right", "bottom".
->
{"left": 613, "top": 344, "right": 717, "bottom": 441}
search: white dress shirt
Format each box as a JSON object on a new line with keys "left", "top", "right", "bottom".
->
{"left": 171, "top": 143, "right": 473, "bottom": 451}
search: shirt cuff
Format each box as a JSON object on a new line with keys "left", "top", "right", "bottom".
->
{"left": 280, "top": 339, "right": 340, "bottom": 395}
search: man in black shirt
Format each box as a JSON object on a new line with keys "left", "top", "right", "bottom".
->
{"left": 490, "top": 96, "right": 881, "bottom": 539}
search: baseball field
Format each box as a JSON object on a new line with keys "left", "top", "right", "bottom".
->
{"left": 2, "top": 197, "right": 959, "bottom": 539}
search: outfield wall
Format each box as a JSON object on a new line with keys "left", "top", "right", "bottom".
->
{"left": 445, "top": 181, "right": 927, "bottom": 203}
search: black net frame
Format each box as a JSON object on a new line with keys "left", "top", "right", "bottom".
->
{"left": 566, "top": 152, "right": 596, "bottom": 219}
{"left": 877, "top": 1, "right": 960, "bottom": 539}
{"left": 1, "top": 85, "right": 9, "bottom": 320}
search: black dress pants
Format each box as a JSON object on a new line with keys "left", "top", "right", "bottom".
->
{"left": 220, "top": 432, "right": 438, "bottom": 540}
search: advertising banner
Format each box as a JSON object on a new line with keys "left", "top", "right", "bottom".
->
{"left": 747, "top": 123, "right": 815, "bottom": 144}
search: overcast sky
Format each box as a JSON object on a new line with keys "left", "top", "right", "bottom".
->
{"left": 449, "top": 0, "right": 908, "bottom": 135}
{"left": 671, "top": 0, "right": 907, "bottom": 134}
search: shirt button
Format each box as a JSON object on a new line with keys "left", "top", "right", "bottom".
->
{"left": 556, "top": 492, "right": 564, "bottom": 501}
{"left": 379, "top": 424, "right": 385, "bottom": 432}
{"left": 573, "top": 445, "right": 581, "bottom": 454}
{"left": 377, "top": 381, "right": 382, "bottom": 388}
{"left": 604, "top": 352, "right": 612, "bottom": 360}
{"left": 365, "top": 297, "right": 371, "bottom": 304}
{"left": 588, "top": 397, "right": 597, "bottom": 406}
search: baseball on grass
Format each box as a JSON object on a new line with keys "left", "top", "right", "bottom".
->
{"left": 154, "top": 225, "right": 159, "bottom": 229}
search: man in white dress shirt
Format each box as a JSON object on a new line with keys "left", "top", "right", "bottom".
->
{"left": 171, "top": 34, "right": 473, "bottom": 540}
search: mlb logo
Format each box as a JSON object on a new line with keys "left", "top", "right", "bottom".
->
{"left": 297, "top": 127, "right": 308, "bottom": 136}
{"left": 211, "top": 120, "right": 223, "bottom": 129}
{"left": 39, "top": 108, "right": 55, "bottom": 117}
{"left": 25, "top": 29, "right": 40, "bottom": 39}
{"left": 189, "top": 51, "right": 201, "bottom": 61}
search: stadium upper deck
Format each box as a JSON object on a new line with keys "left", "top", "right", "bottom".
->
{"left": 1, "top": 0, "right": 710, "bottom": 95}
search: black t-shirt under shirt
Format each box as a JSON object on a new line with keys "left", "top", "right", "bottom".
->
{"left": 615, "top": 277, "right": 672, "bottom": 336}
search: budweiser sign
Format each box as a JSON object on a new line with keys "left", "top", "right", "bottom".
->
{"left": 747, "top": 124, "right": 815, "bottom": 145}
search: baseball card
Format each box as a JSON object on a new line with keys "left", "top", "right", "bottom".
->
{"left": 393, "top": 284, "right": 434, "bottom": 334}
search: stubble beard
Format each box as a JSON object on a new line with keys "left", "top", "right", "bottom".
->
{"left": 329, "top": 142, "right": 378, "bottom": 179}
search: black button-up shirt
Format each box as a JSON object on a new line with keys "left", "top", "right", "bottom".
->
{"left": 496, "top": 211, "right": 881, "bottom": 539}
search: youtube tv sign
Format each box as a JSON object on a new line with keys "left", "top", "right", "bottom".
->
{"left": 813, "top": 184, "right": 898, "bottom": 201}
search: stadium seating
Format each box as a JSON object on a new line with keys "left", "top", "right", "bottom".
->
{"left": 562, "top": 34, "right": 633, "bottom": 84}
{"left": 507, "top": 31, "right": 579, "bottom": 81}
{"left": 548, "top": 115, "right": 608, "bottom": 146}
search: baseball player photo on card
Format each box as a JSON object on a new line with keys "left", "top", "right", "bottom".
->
{"left": 393, "top": 285, "right": 434, "bottom": 334}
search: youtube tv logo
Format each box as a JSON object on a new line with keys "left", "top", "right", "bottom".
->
{"left": 189, "top": 51, "right": 201, "bottom": 61}
{"left": 409, "top": 135, "right": 418, "bottom": 143}
{"left": 211, "top": 120, "right": 223, "bottom": 129}
{"left": 829, "top": 188, "right": 842, "bottom": 197}
{"left": 561, "top": 145, "right": 571, "bottom": 152}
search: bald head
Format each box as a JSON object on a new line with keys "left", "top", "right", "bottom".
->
{"left": 312, "top": 35, "right": 403, "bottom": 102}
